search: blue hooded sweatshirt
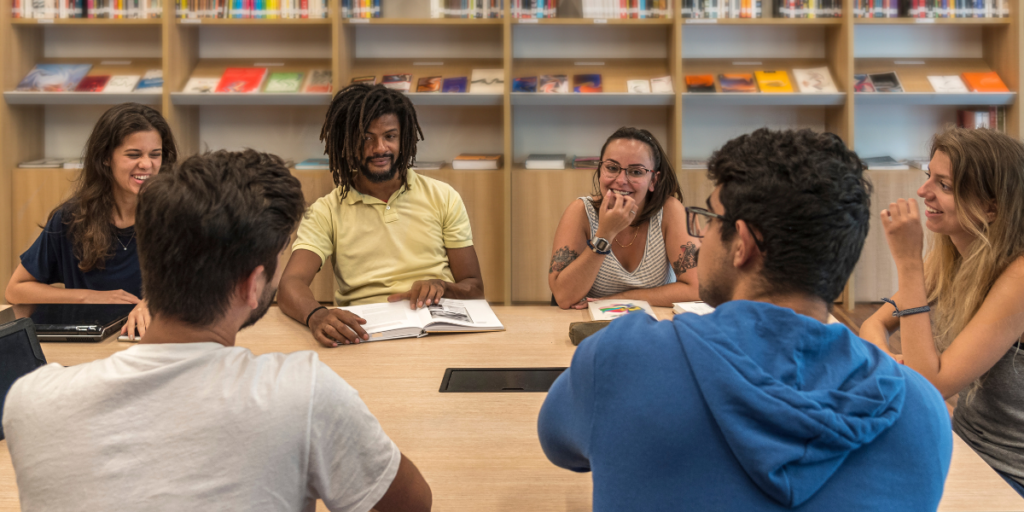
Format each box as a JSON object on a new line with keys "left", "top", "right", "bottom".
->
{"left": 538, "top": 300, "right": 952, "bottom": 510}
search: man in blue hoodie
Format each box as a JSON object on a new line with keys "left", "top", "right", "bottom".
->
{"left": 537, "top": 128, "right": 953, "bottom": 510}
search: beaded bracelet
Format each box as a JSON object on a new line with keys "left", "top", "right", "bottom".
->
{"left": 881, "top": 297, "right": 931, "bottom": 318}
{"left": 305, "top": 306, "right": 327, "bottom": 328}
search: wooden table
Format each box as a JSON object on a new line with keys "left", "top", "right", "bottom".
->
{"left": 0, "top": 306, "right": 1020, "bottom": 511}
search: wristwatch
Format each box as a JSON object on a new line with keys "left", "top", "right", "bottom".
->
{"left": 587, "top": 237, "right": 611, "bottom": 255}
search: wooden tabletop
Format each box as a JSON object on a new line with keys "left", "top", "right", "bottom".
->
{"left": 0, "top": 306, "right": 1021, "bottom": 511}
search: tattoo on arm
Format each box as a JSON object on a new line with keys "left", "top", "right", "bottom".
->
{"left": 672, "top": 241, "right": 698, "bottom": 276}
{"left": 549, "top": 246, "right": 580, "bottom": 274}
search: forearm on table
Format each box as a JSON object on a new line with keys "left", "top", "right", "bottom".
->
{"left": 277, "top": 276, "right": 325, "bottom": 326}
{"left": 603, "top": 281, "right": 698, "bottom": 308}
{"left": 550, "top": 252, "right": 606, "bottom": 307}
{"left": 5, "top": 281, "right": 90, "bottom": 304}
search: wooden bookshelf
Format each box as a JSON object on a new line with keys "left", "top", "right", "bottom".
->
{"left": 1, "top": 0, "right": 1021, "bottom": 310}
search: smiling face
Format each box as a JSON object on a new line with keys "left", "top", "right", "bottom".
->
{"left": 598, "top": 138, "right": 657, "bottom": 210}
{"left": 108, "top": 129, "right": 163, "bottom": 200}
{"left": 918, "top": 150, "right": 970, "bottom": 241}
{"left": 360, "top": 113, "right": 400, "bottom": 183}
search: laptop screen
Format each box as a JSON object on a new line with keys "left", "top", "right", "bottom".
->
{"left": 0, "top": 318, "right": 47, "bottom": 440}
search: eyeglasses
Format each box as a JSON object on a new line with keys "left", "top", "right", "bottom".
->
{"left": 600, "top": 161, "right": 654, "bottom": 181}
{"left": 685, "top": 206, "right": 766, "bottom": 251}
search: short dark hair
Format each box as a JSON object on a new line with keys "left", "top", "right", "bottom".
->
{"left": 320, "top": 83, "right": 423, "bottom": 197}
{"left": 706, "top": 128, "right": 871, "bottom": 302}
{"left": 591, "top": 126, "right": 683, "bottom": 226}
{"left": 137, "top": 150, "right": 305, "bottom": 326}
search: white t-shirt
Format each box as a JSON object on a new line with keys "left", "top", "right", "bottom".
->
{"left": 2, "top": 342, "right": 401, "bottom": 512}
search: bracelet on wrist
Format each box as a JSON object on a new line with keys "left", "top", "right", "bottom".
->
{"left": 880, "top": 297, "right": 930, "bottom": 318}
{"left": 305, "top": 306, "right": 327, "bottom": 328}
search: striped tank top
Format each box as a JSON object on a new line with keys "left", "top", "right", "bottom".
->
{"left": 581, "top": 196, "right": 675, "bottom": 298}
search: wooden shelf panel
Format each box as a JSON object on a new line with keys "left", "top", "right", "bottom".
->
{"left": 511, "top": 92, "right": 675, "bottom": 105}
{"left": 176, "top": 17, "right": 331, "bottom": 25}
{"left": 12, "top": 17, "right": 162, "bottom": 25}
{"left": 853, "top": 17, "right": 1011, "bottom": 25}
{"left": 170, "top": 92, "right": 332, "bottom": 105}
{"left": 514, "top": 18, "right": 672, "bottom": 25}
{"left": 681, "top": 92, "right": 846, "bottom": 106}
{"left": 404, "top": 93, "right": 503, "bottom": 106}
{"left": 682, "top": 17, "right": 842, "bottom": 25}
{"left": 4, "top": 91, "right": 162, "bottom": 105}
{"left": 344, "top": 18, "right": 503, "bottom": 25}
{"left": 853, "top": 92, "right": 1016, "bottom": 105}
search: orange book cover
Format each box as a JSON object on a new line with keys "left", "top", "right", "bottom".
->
{"left": 754, "top": 70, "right": 794, "bottom": 93}
{"left": 961, "top": 72, "right": 1009, "bottom": 93}
{"left": 215, "top": 68, "right": 268, "bottom": 93}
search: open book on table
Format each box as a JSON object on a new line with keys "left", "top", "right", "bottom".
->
{"left": 587, "top": 299, "right": 657, "bottom": 321}
{"left": 336, "top": 299, "right": 504, "bottom": 341}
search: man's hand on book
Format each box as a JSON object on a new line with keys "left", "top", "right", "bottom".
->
{"left": 309, "top": 308, "right": 369, "bottom": 347}
{"left": 388, "top": 280, "right": 447, "bottom": 309}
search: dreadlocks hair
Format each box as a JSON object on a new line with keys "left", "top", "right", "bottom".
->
{"left": 320, "top": 83, "right": 424, "bottom": 198}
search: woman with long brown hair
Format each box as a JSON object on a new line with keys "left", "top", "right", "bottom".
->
{"left": 861, "top": 127, "right": 1024, "bottom": 496}
{"left": 5, "top": 103, "right": 177, "bottom": 339}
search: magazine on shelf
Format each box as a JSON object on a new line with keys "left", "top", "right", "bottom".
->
{"left": 792, "top": 66, "right": 838, "bottom": 93}
{"left": 927, "top": 75, "right": 969, "bottom": 93}
{"left": 470, "top": 69, "right": 504, "bottom": 93}
{"left": 16, "top": 64, "right": 92, "bottom": 92}
{"left": 588, "top": 299, "right": 657, "bottom": 321}
{"left": 135, "top": 69, "right": 163, "bottom": 93}
{"left": 626, "top": 79, "right": 651, "bottom": 93}
{"left": 538, "top": 74, "right": 569, "bottom": 93}
{"left": 336, "top": 299, "right": 505, "bottom": 341}
{"left": 104, "top": 75, "right": 141, "bottom": 93}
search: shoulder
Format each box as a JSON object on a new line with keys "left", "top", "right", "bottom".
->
{"left": 43, "top": 206, "right": 70, "bottom": 232}
{"left": 411, "top": 171, "right": 459, "bottom": 197}
{"left": 661, "top": 195, "right": 684, "bottom": 215}
{"left": 580, "top": 314, "right": 683, "bottom": 372}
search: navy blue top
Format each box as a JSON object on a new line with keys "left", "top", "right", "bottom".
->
{"left": 20, "top": 208, "right": 142, "bottom": 299}
{"left": 539, "top": 301, "right": 952, "bottom": 511}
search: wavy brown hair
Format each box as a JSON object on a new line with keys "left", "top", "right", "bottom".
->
{"left": 590, "top": 126, "right": 682, "bottom": 226}
{"left": 50, "top": 103, "right": 177, "bottom": 272}
{"left": 924, "top": 128, "right": 1024, "bottom": 401}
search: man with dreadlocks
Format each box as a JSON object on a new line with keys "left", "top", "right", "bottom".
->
{"left": 279, "top": 83, "right": 484, "bottom": 348}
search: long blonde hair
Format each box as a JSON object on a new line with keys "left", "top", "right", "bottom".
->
{"left": 925, "top": 128, "right": 1024, "bottom": 400}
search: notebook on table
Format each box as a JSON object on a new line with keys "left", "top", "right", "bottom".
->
{"left": 0, "top": 317, "right": 47, "bottom": 440}
{"left": 13, "top": 304, "right": 135, "bottom": 342}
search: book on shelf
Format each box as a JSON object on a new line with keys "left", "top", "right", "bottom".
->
{"left": 685, "top": 75, "right": 716, "bottom": 93}
{"left": 512, "top": 76, "right": 538, "bottom": 93}
{"left": 854, "top": 0, "right": 1007, "bottom": 18}
{"left": 792, "top": 67, "right": 838, "bottom": 93}
{"left": 869, "top": 72, "right": 903, "bottom": 93}
{"left": 718, "top": 73, "right": 757, "bottom": 93}
{"left": 62, "top": 158, "right": 84, "bottom": 169}
{"left": 411, "top": 160, "right": 445, "bottom": 170}
{"left": 539, "top": 75, "right": 568, "bottom": 93}
{"left": 681, "top": 159, "right": 707, "bottom": 170}
{"left": 470, "top": 69, "right": 504, "bottom": 94}
{"left": 334, "top": 299, "right": 504, "bottom": 342}
{"left": 525, "top": 154, "right": 566, "bottom": 170}
{"left": 442, "top": 77, "right": 468, "bottom": 93}
{"left": 582, "top": 0, "right": 670, "bottom": 18}
{"left": 572, "top": 74, "right": 602, "bottom": 93}
{"left": 416, "top": 76, "right": 442, "bottom": 93}
{"left": 351, "top": 75, "right": 376, "bottom": 86}
{"left": 588, "top": 299, "right": 657, "bottom": 321}
{"left": 961, "top": 71, "right": 1009, "bottom": 93}
{"left": 861, "top": 156, "right": 909, "bottom": 171}
{"left": 672, "top": 301, "right": 715, "bottom": 316}
{"left": 18, "top": 157, "right": 71, "bottom": 169}
{"left": 182, "top": 77, "right": 220, "bottom": 93}
{"left": 927, "top": 75, "right": 969, "bottom": 93}
{"left": 683, "top": 0, "right": 764, "bottom": 18}
{"left": 135, "top": 69, "right": 163, "bottom": 93}
{"left": 74, "top": 75, "right": 110, "bottom": 92}
{"left": 294, "top": 158, "right": 329, "bottom": 170}
{"left": 341, "top": 0, "right": 381, "bottom": 18}
{"left": 511, "top": 0, "right": 556, "bottom": 18}
{"left": 382, "top": 74, "right": 412, "bottom": 92}
{"left": 907, "top": 158, "right": 930, "bottom": 171}
{"left": 16, "top": 64, "right": 92, "bottom": 92}
{"left": 263, "top": 72, "right": 304, "bottom": 93}
{"left": 104, "top": 75, "right": 141, "bottom": 93}
{"left": 650, "top": 76, "right": 673, "bottom": 93}
{"left": 452, "top": 154, "right": 502, "bottom": 170}
{"left": 626, "top": 80, "right": 651, "bottom": 93}
{"left": 572, "top": 156, "right": 600, "bottom": 169}
{"left": 304, "top": 70, "right": 333, "bottom": 93}
{"left": 201, "top": 0, "right": 327, "bottom": 18}
{"left": 958, "top": 107, "right": 1005, "bottom": 132}
{"left": 754, "top": 70, "right": 794, "bottom": 93}
{"left": 853, "top": 74, "right": 875, "bottom": 93}
{"left": 430, "top": 0, "right": 504, "bottom": 18}
{"left": 14, "top": 0, "right": 163, "bottom": 18}
{"left": 215, "top": 68, "right": 268, "bottom": 93}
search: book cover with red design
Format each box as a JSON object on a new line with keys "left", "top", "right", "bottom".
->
{"left": 215, "top": 67, "right": 268, "bottom": 93}
{"left": 74, "top": 75, "right": 110, "bottom": 92}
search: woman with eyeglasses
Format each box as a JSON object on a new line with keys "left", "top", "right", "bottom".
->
{"left": 548, "top": 127, "right": 700, "bottom": 309}
{"left": 860, "top": 128, "right": 1024, "bottom": 496}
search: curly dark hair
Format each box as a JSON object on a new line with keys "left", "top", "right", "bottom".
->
{"left": 136, "top": 149, "right": 305, "bottom": 326}
{"left": 320, "top": 83, "right": 424, "bottom": 197}
{"left": 591, "top": 126, "right": 683, "bottom": 226}
{"left": 706, "top": 128, "right": 872, "bottom": 302}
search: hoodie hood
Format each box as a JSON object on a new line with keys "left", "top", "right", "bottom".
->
{"left": 674, "top": 300, "right": 906, "bottom": 507}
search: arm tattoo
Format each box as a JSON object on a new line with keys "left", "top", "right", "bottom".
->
{"left": 672, "top": 241, "right": 698, "bottom": 275}
{"left": 549, "top": 246, "right": 580, "bottom": 274}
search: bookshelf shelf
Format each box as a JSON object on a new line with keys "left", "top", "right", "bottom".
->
{"left": 515, "top": 18, "right": 672, "bottom": 25}
{"left": 169, "top": 92, "right": 333, "bottom": 105}
{"left": 511, "top": 92, "right": 675, "bottom": 106}
{"left": 853, "top": 92, "right": 1016, "bottom": 105}
{"left": 681, "top": 92, "right": 846, "bottom": 106}
{"left": 853, "top": 17, "right": 1011, "bottom": 25}
{"left": 683, "top": 18, "right": 842, "bottom": 25}
{"left": 3, "top": 91, "right": 162, "bottom": 105}
{"left": 344, "top": 18, "right": 503, "bottom": 25}
{"left": 11, "top": 18, "right": 163, "bottom": 25}
{"left": 176, "top": 17, "right": 331, "bottom": 25}
{"left": 404, "top": 93, "right": 503, "bottom": 106}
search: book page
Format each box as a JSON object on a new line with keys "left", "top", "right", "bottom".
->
{"left": 423, "top": 299, "right": 505, "bottom": 331}
{"left": 336, "top": 301, "right": 424, "bottom": 334}
{"left": 588, "top": 300, "right": 658, "bottom": 321}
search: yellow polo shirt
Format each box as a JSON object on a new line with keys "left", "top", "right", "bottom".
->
{"left": 293, "top": 170, "right": 474, "bottom": 306}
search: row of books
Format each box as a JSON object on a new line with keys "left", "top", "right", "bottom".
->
{"left": 183, "top": 68, "right": 331, "bottom": 93}
{"left": 582, "top": 0, "right": 672, "bottom": 18}
{"left": 340, "top": 0, "right": 376, "bottom": 17}
{"left": 429, "top": 0, "right": 504, "bottom": 18}
{"left": 356, "top": 70, "right": 503, "bottom": 93}
{"left": 686, "top": 67, "right": 837, "bottom": 93}
{"left": 512, "top": 75, "right": 673, "bottom": 93}
{"left": 957, "top": 107, "right": 1006, "bottom": 132}
{"left": 854, "top": 71, "right": 1008, "bottom": 93}
{"left": 852, "top": 0, "right": 1008, "bottom": 17}
{"left": 775, "top": 0, "right": 842, "bottom": 17}
{"left": 682, "top": 0, "right": 764, "bottom": 18}
{"left": 511, "top": 0, "right": 555, "bottom": 17}
{"left": 13, "top": 0, "right": 161, "bottom": 18}
{"left": 16, "top": 65, "right": 163, "bottom": 93}
{"left": 176, "top": 0, "right": 328, "bottom": 18}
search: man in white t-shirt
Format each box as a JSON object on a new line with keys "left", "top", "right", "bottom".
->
{"left": 1, "top": 150, "right": 432, "bottom": 512}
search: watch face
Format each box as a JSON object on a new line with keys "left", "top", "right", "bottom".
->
{"left": 593, "top": 238, "right": 610, "bottom": 252}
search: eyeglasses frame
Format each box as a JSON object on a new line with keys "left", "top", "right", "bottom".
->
{"left": 598, "top": 160, "right": 655, "bottom": 181}
{"left": 685, "top": 206, "right": 766, "bottom": 252}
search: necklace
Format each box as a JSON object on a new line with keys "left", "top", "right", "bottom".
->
{"left": 115, "top": 232, "right": 135, "bottom": 251}
{"left": 614, "top": 224, "right": 641, "bottom": 248}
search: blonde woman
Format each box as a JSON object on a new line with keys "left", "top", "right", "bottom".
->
{"left": 861, "top": 128, "right": 1024, "bottom": 496}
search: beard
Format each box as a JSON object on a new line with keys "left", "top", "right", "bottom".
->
{"left": 361, "top": 153, "right": 397, "bottom": 183}
{"left": 240, "top": 282, "right": 276, "bottom": 330}
{"left": 697, "top": 260, "right": 735, "bottom": 308}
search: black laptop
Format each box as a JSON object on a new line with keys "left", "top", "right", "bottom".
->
{"left": 0, "top": 317, "right": 47, "bottom": 440}
{"left": 12, "top": 304, "right": 135, "bottom": 342}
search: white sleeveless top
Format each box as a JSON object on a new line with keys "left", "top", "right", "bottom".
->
{"left": 581, "top": 196, "right": 675, "bottom": 298}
